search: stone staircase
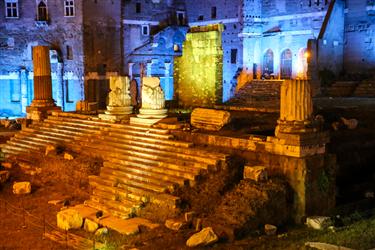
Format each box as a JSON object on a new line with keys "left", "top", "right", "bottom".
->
{"left": 325, "top": 81, "right": 358, "bottom": 97}
{"left": 0, "top": 112, "right": 228, "bottom": 219}
{"left": 354, "top": 80, "right": 375, "bottom": 97}
{"left": 225, "top": 80, "right": 282, "bottom": 110}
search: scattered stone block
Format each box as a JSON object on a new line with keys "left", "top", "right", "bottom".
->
{"left": 18, "top": 162, "right": 32, "bottom": 170}
{"left": 186, "top": 227, "right": 218, "bottom": 247}
{"left": 165, "top": 218, "right": 187, "bottom": 231}
{"left": 64, "top": 153, "right": 74, "bottom": 160}
{"left": 13, "top": 182, "right": 31, "bottom": 194}
{"left": 305, "top": 242, "right": 355, "bottom": 250}
{"left": 95, "top": 227, "right": 109, "bottom": 237}
{"left": 306, "top": 216, "right": 332, "bottom": 230}
{"left": 195, "top": 218, "right": 202, "bottom": 232}
{"left": 185, "top": 211, "right": 196, "bottom": 223}
{"left": 191, "top": 108, "right": 231, "bottom": 131}
{"left": 45, "top": 145, "right": 57, "bottom": 156}
{"left": 84, "top": 219, "right": 99, "bottom": 233}
{"left": 1, "top": 162, "right": 12, "bottom": 169}
{"left": 0, "top": 170, "right": 10, "bottom": 183}
{"left": 341, "top": 117, "right": 358, "bottom": 130}
{"left": 48, "top": 200, "right": 64, "bottom": 206}
{"left": 243, "top": 166, "right": 268, "bottom": 182}
{"left": 264, "top": 224, "right": 277, "bottom": 235}
{"left": 57, "top": 209, "right": 83, "bottom": 230}
{"left": 76, "top": 100, "right": 98, "bottom": 112}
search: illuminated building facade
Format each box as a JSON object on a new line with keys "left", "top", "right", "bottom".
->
{"left": 0, "top": 0, "right": 373, "bottom": 116}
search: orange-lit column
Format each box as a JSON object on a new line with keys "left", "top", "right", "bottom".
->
{"left": 26, "top": 46, "right": 61, "bottom": 120}
{"left": 275, "top": 79, "right": 314, "bottom": 136}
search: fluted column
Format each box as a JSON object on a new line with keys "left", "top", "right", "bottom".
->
{"left": 26, "top": 46, "right": 61, "bottom": 120}
{"left": 31, "top": 46, "right": 55, "bottom": 107}
{"left": 276, "top": 79, "right": 313, "bottom": 135}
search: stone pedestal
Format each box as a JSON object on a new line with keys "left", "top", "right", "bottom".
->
{"left": 130, "top": 77, "right": 167, "bottom": 126}
{"left": 26, "top": 46, "right": 61, "bottom": 121}
{"left": 99, "top": 76, "right": 132, "bottom": 122}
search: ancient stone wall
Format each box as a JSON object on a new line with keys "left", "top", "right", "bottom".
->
{"left": 344, "top": 0, "right": 375, "bottom": 73}
{"left": 186, "top": 0, "right": 243, "bottom": 101}
{"left": 83, "top": 0, "right": 123, "bottom": 74}
{"left": 174, "top": 25, "right": 223, "bottom": 107}
{"left": 317, "top": 0, "right": 345, "bottom": 76}
{"left": 0, "top": 0, "right": 84, "bottom": 115}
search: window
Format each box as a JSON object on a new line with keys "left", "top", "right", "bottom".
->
{"left": 211, "top": 6, "right": 217, "bottom": 19}
{"left": 37, "top": 1, "right": 48, "bottom": 21}
{"left": 176, "top": 11, "right": 185, "bottom": 25}
{"left": 136, "top": 2, "right": 141, "bottom": 13}
{"left": 64, "top": 0, "right": 75, "bottom": 17}
{"left": 5, "top": 0, "right": 18, "bottom": 18}
{"left": 141, "top": 25, "right": 149, "bottom": 36}
{"left": 66, "top": 45, "right": 73, "bottom": 60}
{"left": 198, "top": 15, "right": 204, "bottom": 21}
{"left": 231, "top": 49, "right": 237, "bottom": 64}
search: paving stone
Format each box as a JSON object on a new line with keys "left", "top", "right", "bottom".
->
{"left": 264, "top": 224, "right": 277, "bottom": 235}
{"left": 306, "top": 216, "right": 332, "bottom": 230}
{"left": 0, "top": 170, "right": 10, "bottom": 183}
{"left": 186, "top": 227, "right": 218, "bottom": 247}
{"left": 84, "top": 219, "right": 99, "bottom": 233}
{"left": 57, "top": 208, "right": 83, "bottom": 230}
{"left": 13, "top": 181, "right": 31, "bottom": 194}
{"left": 165, "top": 218, "right": 187, "bottom": 231}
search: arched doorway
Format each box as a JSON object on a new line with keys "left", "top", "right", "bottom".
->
{"left": 263, "top": 49, "right": 274, "bottom": 76}
{"left": 280, "top": 49, "right": 292, "bottom": 79}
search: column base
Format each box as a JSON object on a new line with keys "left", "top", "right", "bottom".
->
{"left": 98, "top": 106, "right": 133, "bottom": 122}
{"left": 26, "top": 105, "right": 62, "bottom": 121}
{"left": 130, "top": 108, "right": 168, "bottom": 126}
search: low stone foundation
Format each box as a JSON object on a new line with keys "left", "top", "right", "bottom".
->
{"left": 171, "top": 130, "right": 336, "bottom": 222}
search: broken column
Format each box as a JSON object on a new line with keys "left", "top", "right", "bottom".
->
{"left": 275, "top": 79, "right": 314, "bottom": 138}
{"left": 130, "top": 77, "right": 167, "bottom": 126}
{"left": 26, "top": 46, "right": 61, "bottom": 120}
{"left": 98, "top": 76, "right": 133, "bottom": 122}
{"left": 270, "top": 79, "right": 334, "bottom": 223}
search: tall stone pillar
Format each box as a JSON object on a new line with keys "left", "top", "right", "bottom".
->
{"left": 26, "top": 46, "right": 61, "bottom": 120}
{"left": 20, "top": 69, "right": 28, "bottom": 114}
{"left": 146, "top": 62, "right": 152, "bottom": 77}
{"left": 275, "top": 79, "right": 314, "bottom": 137}
{"left": 128, "top": 62, "right": 134, "bottom": 79}
{"left": 55, "top": 62, "right": 64, "bottom": 109}
{"left": 164, "top": 62, "right": 172, "bottom": 100}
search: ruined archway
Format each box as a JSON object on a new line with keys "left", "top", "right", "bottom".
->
{"left": 280, "top": 49, "right": 292, "bottom": 79}
{"left": 263, "top": 49, "right": 274, "bottom": 76}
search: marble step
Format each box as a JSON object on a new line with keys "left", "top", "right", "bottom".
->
{"left": 43, "top": 119, "right": 180, "bottom": 143}
{"left": 48, "top": 115, "right": 171, "bottom": 135}
{"left": 103, "top": 161, "right": 196, "bottom": 184}
{"left": 103, "top": 160, "right": 201, "bottom": 181}
{"left": 7, "top": 140, "right": 45, "bottom": 152}
{"left": 89, "top": 175, "right": 180, "bottom": 207}
{"left": 89, "top": 139, "right": 217, "bottom": 165}
{"left": 84, "top": 199, "right": 132, "bottom": 219}
{"left": 92, "top": 133, "right": 225, "bottom": 160}
{"left": 83, "top": 143, "right": 210, "bottom": 171}
{"left": 93, "top": 133, "right": 192, "bottom": 149}
{"left": 91, "top": 188, "right": 143, "bottom": 208}
{"left": 101, "top": 151, "right": 208, "bottom": 176}
{"left": 100, "top": 167, "right": 181, "bottom": 192}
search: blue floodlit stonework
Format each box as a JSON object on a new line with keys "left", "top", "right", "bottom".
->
{"left": 0, "top": 0, "right": 374, "bottom": 116}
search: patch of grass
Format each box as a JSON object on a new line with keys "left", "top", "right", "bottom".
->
{"left": 310, "top": 216, "right": 375, "bottom": 250}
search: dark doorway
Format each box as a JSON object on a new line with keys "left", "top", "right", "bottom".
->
{"left": 280, "top": 49, "right": 293, "bottom": 79}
